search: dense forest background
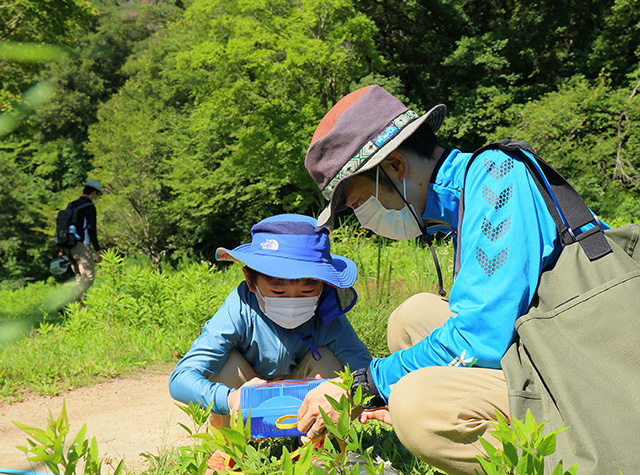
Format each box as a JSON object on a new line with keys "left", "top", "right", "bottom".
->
{"left": 2, "top": 0, "right": 639, "bottom": 286}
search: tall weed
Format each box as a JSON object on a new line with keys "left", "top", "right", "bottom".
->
{"left": 331, "top": 227, "right": 454, "bottom": 357}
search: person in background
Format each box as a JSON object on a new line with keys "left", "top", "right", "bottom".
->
{"left": 66, "top": 179, "right": 102, "bottom": 300}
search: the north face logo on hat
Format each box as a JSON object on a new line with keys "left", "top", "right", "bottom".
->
{"left": 260, "top": 239, "right": 279, "bottom": 250}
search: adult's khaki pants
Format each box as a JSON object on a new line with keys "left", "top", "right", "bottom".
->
{"left": 387, "top": 293, "right": 510, "bottom": 475}
{"left": 67, "top": 242, "right": 95, "bottom": 300}
{"left": 207, "top": 347, "right": 344, "bottom": 429}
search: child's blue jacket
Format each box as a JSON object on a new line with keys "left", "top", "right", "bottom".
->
{"left": 370, "top": 147, "right": 607, "bottom": 401}
{"left": 169, "top": 281, "right": 372, "bottom": 414}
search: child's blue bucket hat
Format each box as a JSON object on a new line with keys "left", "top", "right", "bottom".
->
{"left": 215, "top": 214, "right": 357, "bottom": 288}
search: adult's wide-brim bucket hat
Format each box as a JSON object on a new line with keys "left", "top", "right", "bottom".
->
{"left": 215, "top": 214, "right": 357, "bottom": 288}
{"left": 305, "top": 85, "right": 446, "bottom": 226}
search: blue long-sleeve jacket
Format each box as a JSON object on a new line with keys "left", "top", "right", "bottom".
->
{"left": 169, "top": 281, "right": 372, "bottom": 414}
{"left": 370, "top": 148, "right": 580, "bottom": 401}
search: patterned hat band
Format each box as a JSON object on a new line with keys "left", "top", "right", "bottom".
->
{"left": 321, "top": 109, "right": 419, "bottom": 200}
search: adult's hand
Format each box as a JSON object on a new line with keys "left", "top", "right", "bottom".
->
{"left": 359, "top": 407, "right": 392, "bottom": 426}
{"left": 95, "top": 249, "right": 102, "bottom": 263}
{"left": 297, "top": 377, "right": 346, "bottom": 438}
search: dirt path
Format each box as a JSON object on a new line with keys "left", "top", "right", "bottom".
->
{"left": 0, "top": 364, "right": 195, "bottom": 474}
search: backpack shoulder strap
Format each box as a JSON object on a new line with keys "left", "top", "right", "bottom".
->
{"left": 459, "top": 139, "right": 611, "bottom": 262}
{"left": 70, "top": 201, "right": 94, "bottom": 227}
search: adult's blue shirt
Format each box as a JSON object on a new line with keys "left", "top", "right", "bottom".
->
{"left": 370, "top": 148, "right": 575, "bottom": 400}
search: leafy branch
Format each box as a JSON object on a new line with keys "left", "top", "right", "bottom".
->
{"left": 14, "top": 400, "right": 125, "bottom": 475}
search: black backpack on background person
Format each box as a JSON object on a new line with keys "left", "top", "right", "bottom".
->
{"left": 54, "top": 201, "right": 92, "bottom": 248}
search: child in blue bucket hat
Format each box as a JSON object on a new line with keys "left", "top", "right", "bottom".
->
{"left": 169, "top": 214, "right": 371, "bottom": 429}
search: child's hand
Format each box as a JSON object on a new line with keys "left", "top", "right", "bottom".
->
{"left": 228, "top": 377, "right": 266, "bottom": 412}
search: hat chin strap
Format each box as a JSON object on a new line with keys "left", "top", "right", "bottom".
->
{"left": 378, "top": 166, "right": 446, "bottom": 297}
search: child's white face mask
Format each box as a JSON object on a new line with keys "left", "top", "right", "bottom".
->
{"left": 256, "top": 287, "right": 320, "bottom": 329}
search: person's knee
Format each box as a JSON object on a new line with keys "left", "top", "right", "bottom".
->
{"left": 387, "top": 296, "right": 419, "bottom": 352}
{"left": 387, "top": 293, "right": 450, "bottom": 352}
{"left": 389, "top": 367, "right": 508, "bottom": 475}
{"left": 208, "top": 350, "right": 257, "bottom": 388}
{"left": 388, "top": 368, "right": 447, "bottom": 461}
{"left": 296, "top": 346, "right": 344, "bottom": 379}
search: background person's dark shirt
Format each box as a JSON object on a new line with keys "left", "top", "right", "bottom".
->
{"left": 69, "top": 196, "right": 100, "bottom": 251}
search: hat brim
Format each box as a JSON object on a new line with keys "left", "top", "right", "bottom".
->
{"left": 318, "top": 104, "right": 446, "bottom": 226}
{"left": 215, "top": 244, "right": 357, "bottom": 288}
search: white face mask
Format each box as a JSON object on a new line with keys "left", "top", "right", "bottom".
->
{"left": 256, "top": 287, "right": 320, "bottom": 329}
{"left": 353, "top": 168, "right": 423, "bottom": 241}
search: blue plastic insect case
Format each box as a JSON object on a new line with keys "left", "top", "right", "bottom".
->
{"left": 240, "top": 378, "right": 328, "bottom": 439}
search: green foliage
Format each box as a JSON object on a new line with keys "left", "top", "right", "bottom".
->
{"left": 0, "top": 249, "right": 240, "bottom": 400}
{"left": 0, "top": 0, "right": 97, "bottom": 44}
{"left": 359, "top": 420, "right": 443, "bottom": 475}
{"left": 87, "top": 0, "right": 387, "bottom": 262}
{"left": 0, "top": 156, "right": 55, "bottom": 285}
{"left": 4, "top": 0, "right": 640, "bottom": 284}
{"left": 160, "top": 368, "right": 396, "bottom": 475}
{"left": 0, "top": 230, "right": 451, "bottom": 399}
{"left": 5, "top": 241, "right": 580, "bottom": 475}
{"left": 476, "top": 410, "right": 578, "bottom": 475}
{"left": 0, "top": 0, "right": 185, "bottom": 283}
{"left": 0, "top": 0, "right": 97, "bottom": 104}
{"left": 10, "top": 389, "right": 582, "bottom": 475}
{"left": 588, "top": 0, "right": 640, "bottom": 79}
{"left": 490, "top": 73, "right": 640, "bottom": 223}
{"left": 329, "top": 222, "right": 454, "bottom": 358}
{"left": 0, "top": 79, "right": 57, "bottom": 136}
{"left": 14, "top": 400, "right": 124, "bottom": 475}
{"left": 146, "top": 372, "right": 576, "bottom": 475}
{"left": 357, "top": 0, "right": 639, "bottom": 151}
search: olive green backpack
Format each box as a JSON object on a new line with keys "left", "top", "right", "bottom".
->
{"left": 464, "top": 140, "right": 640, "bottom": 474}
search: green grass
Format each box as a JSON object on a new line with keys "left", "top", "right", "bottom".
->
{"left": 330, "top": 225, "right": 454, "bottom": 357}
{"left": 0, "top": 228, "right": 454, "bottom": 474}
{"left": 0, "top": 250, "right": 242, "bottom": 400}
{"left": 0, "top": 228, "right": 454, "bottom": 401}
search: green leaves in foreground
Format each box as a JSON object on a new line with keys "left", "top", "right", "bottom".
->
{"left": 14, "top": 400, "right": 124, "bottom": 475}
{"left": 11, "top": 373, "right": 580, "bottom": 474}
{"left": 172, "top": 368, "right": 393, "bottom": 475}
{"left": 476, "top": 409, "right": 578, "bottom": 475}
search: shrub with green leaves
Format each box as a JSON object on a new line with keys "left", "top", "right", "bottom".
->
{"left": 477, "top": 410, "right": 579, "bottom": 475}
{"left": 0, "top": 248, "right": 241, "bottom": 400}
{"left": 142, "top": 371, "right": 582, "bottom": 475}
{"left": 146, "top": 367, "right": 401, "bottom": 475}
{"left": 15, "top": 400, "right": 124, "bottom": 475}
{"left": 12, "top": 372, "right": 587, "bottom": 475}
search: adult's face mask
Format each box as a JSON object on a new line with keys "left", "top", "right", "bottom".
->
{"left": 353, "top": 168, "right": 422, "bottom": 241}
{"left": 256, "top": 287, "right": 320, "bottom": 329}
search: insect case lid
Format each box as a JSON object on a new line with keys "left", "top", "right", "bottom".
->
{"left": 240, "top": 378, "right": 328, "bottom": 439}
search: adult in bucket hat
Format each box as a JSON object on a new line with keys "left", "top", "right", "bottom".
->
{"left": 169, "top": 214, "right": 371, "bottom": 432}
{"left": 297, "top": 85, "right": 609, "bottom": 475}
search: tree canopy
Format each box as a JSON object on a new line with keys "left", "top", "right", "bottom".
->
{"left": 1, "top": 0, "right": 639, "bottom": 284}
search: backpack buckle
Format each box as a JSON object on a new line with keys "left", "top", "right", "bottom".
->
{"left": 560, "top": 226, "right": 577, "bottom": 245}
